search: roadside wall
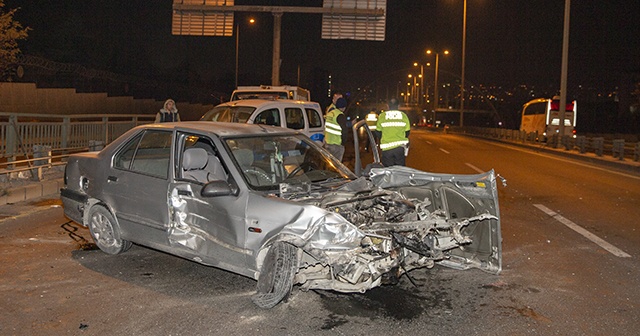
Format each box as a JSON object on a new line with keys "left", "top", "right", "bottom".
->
{"left": 0, "top": 82, "right": 213, "bottom": 121}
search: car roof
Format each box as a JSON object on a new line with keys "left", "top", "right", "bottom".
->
{"left": 142, "top": 121, "right": 300, "bottom": 137}
{"left": 215, "top": 99, "right": 321, "bottom": 109}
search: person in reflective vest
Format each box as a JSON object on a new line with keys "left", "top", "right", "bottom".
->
{"left": 374, "top": 98, "right": 410, "bottom": 166}
{"left": 155, "top": 99, "right": 181, "bottom": 123}
{"left": 323, "top": 97, "right": 348, "bottom": 161}
{"left": 324, "top": 92, "right": 343, "bottom": 118}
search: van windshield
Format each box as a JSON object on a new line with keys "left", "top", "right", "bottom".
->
{"left": 200, "top": 106, "right": 256, "bottom": 123}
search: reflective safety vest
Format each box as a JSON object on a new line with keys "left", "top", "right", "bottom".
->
{"left": 376, "top": 110, "right": 410, "bottom": 150}
{"left": 365, "top": 112, "right": 378, "bottom": 130}
{"left": 324, "top": 107, "right": 344, "bottom": 145}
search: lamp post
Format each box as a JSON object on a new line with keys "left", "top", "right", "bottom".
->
{"left": 413, "top": 63, "right": 424, "bottom": 105}
{"left": 235, "top": 18, "right": 255, "bottom": 88}
{"left": 460, "top": 0, "right": 467, "bottom": 126}
{"left": 408, "top": 74, "right": 418, "bottom": 104}
{"left": 427, "top": 50, "right": 449, "bottom": 114}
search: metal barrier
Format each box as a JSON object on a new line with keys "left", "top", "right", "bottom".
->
{"left": 0, "top": 112, "right": 155, "bottom": 180}
{"left": 455, "top": 127, "right": 639, "bottom": 162}
{"left": 612, "top": 139, "right": 625, "bottom": 161}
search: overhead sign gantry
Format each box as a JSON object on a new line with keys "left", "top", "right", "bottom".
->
{"left": 171, "top": 0, "right": 387, "bottom": 85}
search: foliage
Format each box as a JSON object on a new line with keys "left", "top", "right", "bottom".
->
{"left": 0, "top": 1, "right": 29, "bottom": 80}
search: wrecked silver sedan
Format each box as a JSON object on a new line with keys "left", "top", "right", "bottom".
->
{"left": 61, "top": 121, "right": 501, "bottom": 308}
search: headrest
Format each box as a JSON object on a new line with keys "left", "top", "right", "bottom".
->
{"left": 183, "top": 148, "right": 208, "bottom": 170}
{"left": 233, "top": 148, "right": 254, "bottom": 167}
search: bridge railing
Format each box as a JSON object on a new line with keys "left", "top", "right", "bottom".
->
{"left": 0, "top": 112, "right": 155, "bottom": 180}
{"left": 453, "top": 126, "right": 640, "bottom": 162}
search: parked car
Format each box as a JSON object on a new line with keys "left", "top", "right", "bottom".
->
{"left": 200, "top": 99, "right": 325, "bottom": 142}
{"left": 60, "top": 121, "right": 502, "bottom": 308}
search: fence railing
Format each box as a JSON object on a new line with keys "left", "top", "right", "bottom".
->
{"left": 454, "top": 127, "right": 640, "bottom": 162}
{"left": 0, "top": 112, "right": 155, "bottom": 179}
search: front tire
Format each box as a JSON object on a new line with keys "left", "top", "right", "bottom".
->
{"left": 87, "top": 205, "right": 132, "bottom": 255}
{"left": 252, "top": 242, "right": 298, "bottom": 309}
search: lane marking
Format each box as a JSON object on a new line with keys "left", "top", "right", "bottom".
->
{"left": 465, "top": 163, "right": 484, "bottom": 174}
{"left": 439, "top": 148, "right": 450, "bottom": 154}
{"left": 533, "top": 204, "right": 631, "bottom": 258}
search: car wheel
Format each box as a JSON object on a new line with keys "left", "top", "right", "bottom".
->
{"left": 87, "top": 205, "right": 132, "bottom": 255}
{"left": 251, "top": 242, "right": 298, "bottom": 309}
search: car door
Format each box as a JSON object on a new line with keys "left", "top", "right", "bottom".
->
{"left": 166, "top": 132, "right": 253, "bottom": 277}
{"left": 351, "top": 120, "right": 382, "bottom": 176}
{"left": 103, "top": 129, "right": 173, "bottom": 246}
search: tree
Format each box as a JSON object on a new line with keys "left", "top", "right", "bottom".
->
{"left": 0, "top": 1, "right": 29, "bottom": 80}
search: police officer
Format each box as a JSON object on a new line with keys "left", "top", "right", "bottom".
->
{"left": 374, "top": 98, "right": 410, "bottom": 166}
{"left": 323, "top": 97, "right": 348, "bottom": 161}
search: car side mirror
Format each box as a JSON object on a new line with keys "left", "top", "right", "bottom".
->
{"left": 201, "top": 180, "right": 235, "bottom": 197}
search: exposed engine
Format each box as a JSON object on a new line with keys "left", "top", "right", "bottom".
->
{"left": 280, "top": 183, "right": 497, "bottom": 292}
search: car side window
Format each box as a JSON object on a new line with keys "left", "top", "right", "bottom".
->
{"left": 254, "top": 109, "right": 281, "bottom": 126}
{"left": 285, "top": 108, "right": 304, "bottom": 130}
{"left": 180, "top": 134, "right": 228, "bottom": 183}
{"left": 113, "top": 130, "right": 172, "bottom": 178}
{"left": 306, "top": 108, "right": 323, "bottom": 128}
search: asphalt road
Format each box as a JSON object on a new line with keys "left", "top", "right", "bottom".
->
{"left": 1, "top": 130, "right": 639, "bottom": 335}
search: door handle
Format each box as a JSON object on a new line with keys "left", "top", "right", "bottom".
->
{"left": 107, "top": 176, "right": 118, "bottom": 182}
{"left": 177, "top": 190, "right": 192, "bottom": 196}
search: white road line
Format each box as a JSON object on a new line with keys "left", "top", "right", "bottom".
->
{"left": 465, "top": 163, "right": 484, "bottom": 174}
{"left": 533, "top": 204, "right": 631, "bottom": 258}
{"left": 439, "top": 148, "right": 450, "bottom": 154}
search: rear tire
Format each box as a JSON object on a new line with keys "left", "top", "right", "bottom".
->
{"left": 87, "top": 205, "right": 132, "bottom": 255}
{"left": 252, "top": 242, "right": 298, "bottom": 309}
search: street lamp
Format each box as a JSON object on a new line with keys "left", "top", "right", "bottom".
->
{"left": 413, "top": 63, "right": 424, "bottom": 105}
{"left": 426, "top": 50, "right": 449, "bottom": 114}
{"left": 408, "top": 74, "right": 418, "bottom": 104}
{"left": 235, "top": 18, "right": 256, "bottom": 88}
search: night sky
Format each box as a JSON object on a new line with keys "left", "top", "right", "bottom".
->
{"left": 6, "top": 0, "right": 640, "bottom": 97}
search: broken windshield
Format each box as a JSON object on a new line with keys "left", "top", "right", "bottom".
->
{"left": 225, "top": 134, "right": 355, "bottom": 189}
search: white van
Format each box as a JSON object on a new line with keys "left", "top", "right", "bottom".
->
{"left": 200, "top": 99, "right": 325, "bottom": 142}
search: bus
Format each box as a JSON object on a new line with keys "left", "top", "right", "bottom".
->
{"left": 520, "top": 96, "right": 577, "bottom": 139}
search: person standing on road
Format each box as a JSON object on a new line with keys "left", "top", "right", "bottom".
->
{"left": 323, "top": 97, "right": 348, "bottom": 161}
{"left": 374, "top": 98, "right": 410, "bottom": 167}
{"left": 155, "top": 99, "right": 181, "bottom": 123}
{"left": 324, "top": 92, "right": 343, "bottom": 118}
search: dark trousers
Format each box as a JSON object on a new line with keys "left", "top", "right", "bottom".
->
{"left": 381, "top": 146, "right": 405, "bottom": 167}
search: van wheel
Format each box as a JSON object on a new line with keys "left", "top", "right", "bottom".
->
{"left": 252, "top": 242, "right": 298, "bottom": 309}
{"left": 87, "top": 205, "right": 132, "bottom": 255}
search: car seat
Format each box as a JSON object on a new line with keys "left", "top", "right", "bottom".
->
{"left": 183, "top": 148, "right": 226, "bottom": 183}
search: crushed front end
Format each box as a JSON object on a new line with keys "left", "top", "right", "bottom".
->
{"left": 277, "top": 166, "right": 502, "bottom": 293}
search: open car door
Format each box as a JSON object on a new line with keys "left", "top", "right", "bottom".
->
{"left": 351, "top": 119, "right": 382, "bottom": 176}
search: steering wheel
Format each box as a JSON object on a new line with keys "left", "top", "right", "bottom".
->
{"left": 286, "top": 162, "right": 314, "bottom": 179}
{"left": 243, "top": 167, "right": 272, "bottom": 185}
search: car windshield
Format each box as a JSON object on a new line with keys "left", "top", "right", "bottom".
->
{"left": 201, "top": 106, "right": 256, "bottom": 123}
{"left": 225, "top": 134, "right": 355, "bottom": 189}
